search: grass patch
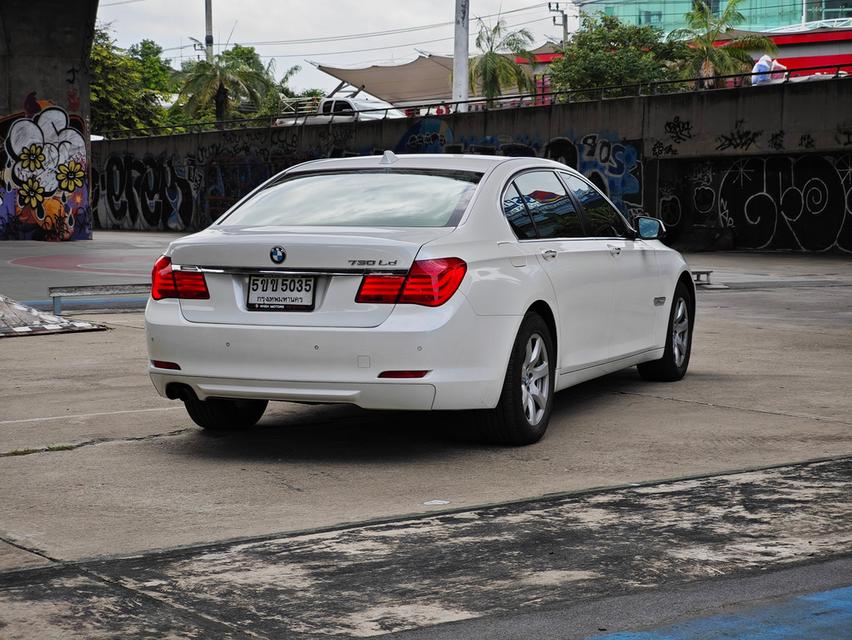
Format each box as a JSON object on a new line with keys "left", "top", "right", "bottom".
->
{"left": 3, "top": 443, "right": 76, "bottom": 457}
{"left": 46, "top": 443, "right": 75, "bottom": 452}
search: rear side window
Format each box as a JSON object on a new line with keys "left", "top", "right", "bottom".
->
{"left": 562, "top": 174, "right": 630, "bottom": 238}
{"left": 219, "top": 170, "right": 481, "bottom": 228}
{"left": 503, "top": 184, "right": 537, "bottom": 239}
{"left": 513, "top": 171, "right": 584, "bottom": 239}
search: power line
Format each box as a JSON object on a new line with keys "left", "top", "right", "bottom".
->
{"left": 254, "top": 17, "right": 553, "bottom": 60}
{"left": 160, "top": 2, "right": 547, "bottom": 52}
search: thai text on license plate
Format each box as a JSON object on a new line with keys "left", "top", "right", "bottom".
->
{"left": 247, "top": 276, "right": 315, "bottom": 311}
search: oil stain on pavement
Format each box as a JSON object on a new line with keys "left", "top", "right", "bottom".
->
{"left": 1, "top": 458, "right": 850, "bottom": 638}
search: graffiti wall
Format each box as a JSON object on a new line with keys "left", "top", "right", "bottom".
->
{"left": 0, "top": 107, "right": 91, "bottom": 241}
{"left": 91, "top": 128, "right": 317, "bottom": 231}
{"left": 0, "top": 0, "right": 97, "bottom": 241}
{"left": 91, "top": 78, "right": 852, "bottom": 252}
{"left": 657, "top": 154, "right": 852, "bottom": 252}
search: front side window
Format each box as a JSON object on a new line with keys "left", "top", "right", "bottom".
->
{"left": 562, "top": 173, "right": 630, "bottom": 238}
{"left": 220, "top": 170, "right": 481, "bottom": 227}
{"left": 333, "top": 100, "right": 353, "bottom": 114}
{"left": 513, "top": 171, "right": 584, "bottom": 239}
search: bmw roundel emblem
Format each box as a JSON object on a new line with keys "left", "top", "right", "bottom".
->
{"left": 270, "top": 246, "right": 286, "bottom": 264}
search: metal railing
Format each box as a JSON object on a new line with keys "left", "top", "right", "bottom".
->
{"left": 95, "top": 62, "right": 850, "bottom": 140}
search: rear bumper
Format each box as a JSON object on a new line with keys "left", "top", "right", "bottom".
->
{"left": 145, "top": 296, "right": 520, "bottom": 410}
{"left": 150, "top": 373, "right": 438, "bottom": 410}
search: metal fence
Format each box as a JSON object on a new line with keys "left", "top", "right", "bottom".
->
{"left": 96, "top": 63, "right": 850, "bottom": 140}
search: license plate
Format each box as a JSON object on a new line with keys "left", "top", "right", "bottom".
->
{"left": 247, "top": 276, "right": 315, "bottom": 311}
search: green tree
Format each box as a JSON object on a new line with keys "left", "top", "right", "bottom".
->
{"left": 669, "top": 0, "right": 776, "bottom": 84}
{"left": 468, "top": 17, "right": 534, "bottom": 104}
{"left": 89, "top": 24, "right": 166, "bottom": 133}
{"left": 128, "top": 39, "right": 178, "bottom": 94}
{"left": 255, "top": 63, "right": 309, "bottom": 116}
{"left": 548, "top": 14, "right": 687, "bottom": 96}
{"left": 177, "top": 45, "right": 274, "bottom": 123}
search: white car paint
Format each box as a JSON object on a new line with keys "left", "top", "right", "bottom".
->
{"left": 145, "top": 154, "right": 692, "bottom": 414}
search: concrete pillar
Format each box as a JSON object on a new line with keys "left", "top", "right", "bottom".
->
{"left": 0, "top": 0, "right": 98, "bottom": 240}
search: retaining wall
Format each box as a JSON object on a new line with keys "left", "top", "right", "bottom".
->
{"left": 91, "top": 79, "right": 852, "bottom": 252}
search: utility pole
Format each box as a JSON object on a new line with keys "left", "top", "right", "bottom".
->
{"left": 205, "top": 0, "right": 214, "bottom": 62}
{"left": 452, "top": 0, "right": 469, "bottom": 113}
{"left": 548, "top": 2, "right": 579, "bottom": 47}
{"left": 548, "top": 2, "right": 568, "bottom": 48}
{"left": 801, "top": 0, "right": 807, "bottom": 25}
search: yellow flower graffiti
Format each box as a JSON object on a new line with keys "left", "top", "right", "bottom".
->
{"left": 19, "top": 143, "right": 46, "bottom": 171}
{"left": 18, "top": 178, "right": 46, "bottom": 209}
{"left": 56, "top": 160, "right": 85, "bottom": 192}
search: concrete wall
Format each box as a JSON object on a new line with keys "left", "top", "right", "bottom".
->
{"left": 91, "top": 78, "right": 852, "bottom": 252}
{"left": 0, "top": 0, "right": 97, "bottom": 241}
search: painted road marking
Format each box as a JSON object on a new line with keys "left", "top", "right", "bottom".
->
{"left": 591, "top": 585, "right": 852, "bottom": 639}
{"left": 0, "top": 406, "right": 183, "bottom": 425}
{"left": 9, "top": 254, "right": 151, "bottom": 277}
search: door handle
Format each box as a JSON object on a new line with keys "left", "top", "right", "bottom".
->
{"left": 607, "top": 244, "right": 622, "bottom": 256}
{"left": 541, "top": 249, "right": 558, "bottom": 261}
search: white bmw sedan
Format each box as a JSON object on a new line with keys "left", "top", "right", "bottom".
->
{"left": 145, "top": 153, "right": 694, "bottom": 445}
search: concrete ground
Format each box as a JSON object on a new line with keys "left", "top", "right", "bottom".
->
{"left": 1, "top": 234, "right": 851, "bottom": 637}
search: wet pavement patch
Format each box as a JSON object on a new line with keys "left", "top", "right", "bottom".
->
{"left": 1, "top": 458, "right": 850, "bottom": 638}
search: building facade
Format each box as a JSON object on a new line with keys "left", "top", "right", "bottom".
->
{"left": 577, "top": 0, "right": 852, "bottom": 33}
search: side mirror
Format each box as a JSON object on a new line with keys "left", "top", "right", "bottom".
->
{"left": 635, "top": 216, "right": 666, "bottom": 240}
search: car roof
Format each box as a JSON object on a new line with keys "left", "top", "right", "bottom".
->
{"left": 286, "top": 153, "right": 562, "bottom": 175}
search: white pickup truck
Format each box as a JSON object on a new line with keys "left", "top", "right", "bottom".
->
{"left": 274, "top": 97, "right": 406, "bottom": 126}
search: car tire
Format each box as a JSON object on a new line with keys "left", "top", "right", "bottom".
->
{"left": 637, "top": 281, "right": 693, "bottom": 382}
{"left": 183, "top": 397, "right": 268, "bottom": 430}
{"left": 480, "top": 312, "right": 555, "bottom": 446}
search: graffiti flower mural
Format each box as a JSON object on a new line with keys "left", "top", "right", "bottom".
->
{"left": 17, "top": 177, "right": 45, "bottom": 210}
{"left": 19, "top": 143, "right": 46, "bottom": 171}
{"left": 57, "top": 160, "right": 85, "bottom": 192}
{"left": 1, "top": 106, "right": 90, "bottom": 241}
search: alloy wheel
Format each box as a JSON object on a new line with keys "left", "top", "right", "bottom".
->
{"left": 521, "top": 332, "right": 550, "bottom": 426}
{"left": 672, "top": 298, "right": 689, "bottom": 368}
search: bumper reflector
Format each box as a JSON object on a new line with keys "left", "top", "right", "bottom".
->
{"left": 151, "top": 360, "right": 181, "bottom": 370}
{"left": 378, "top": 370, "right": 430, "bottom": 379}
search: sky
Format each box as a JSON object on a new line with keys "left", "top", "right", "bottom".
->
{"left": 96, "top": 0, "right": 568, "bottom": 93}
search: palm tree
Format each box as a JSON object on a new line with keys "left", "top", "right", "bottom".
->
{"left": 468, "top": 17, "right": 535, "bottom": 104}
{"left": 178, "top": 54, "right": 273, "bottom": 123}
{"left": 669, "top": 0, "right": 776, "bottom": 86}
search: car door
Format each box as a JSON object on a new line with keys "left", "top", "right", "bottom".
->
{"left": 505, "top": 170, "right": 614, "bottom": 372}
{"left": 560, "top": 172, "right": 661, "bottom": 359}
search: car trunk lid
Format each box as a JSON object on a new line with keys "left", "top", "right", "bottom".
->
{"left": 172, "top": 226, "right": 453, "bottom": 327}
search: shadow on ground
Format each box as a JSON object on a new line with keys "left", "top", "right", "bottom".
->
{"left": 165, "top": 370, "right": 665, "bottom": 464}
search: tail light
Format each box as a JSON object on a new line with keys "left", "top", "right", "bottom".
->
{"left": 398, "top": 258, "right": 467, "bottom": 307}
{"left": 355, "top": 274, "right": 406, "bottom": 304}
{"left": 151, "top": 256, "right": 210, "bottom": 300}
{"left": 355, "top": 258, "right": 466, "bottom": 307}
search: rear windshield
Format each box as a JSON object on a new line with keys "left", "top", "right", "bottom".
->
{"left": 219, "top": 169, "right": 481, "bottom": 227}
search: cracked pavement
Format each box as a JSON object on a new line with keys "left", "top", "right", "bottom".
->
{"left": 1, "top": 458, "right": 850, "bottom": 638}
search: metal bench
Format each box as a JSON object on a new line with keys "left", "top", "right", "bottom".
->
{"left": 48, "top": 284, "right": 150, "bottom": 315}
{"left": 692, "top": 270, "right": 713, "bottom": 285}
